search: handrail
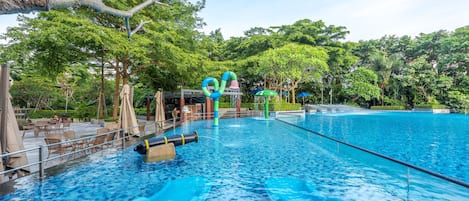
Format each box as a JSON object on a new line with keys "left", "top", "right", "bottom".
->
{"left": 275, "top": 118, "right": 469, "bottom": 188}
{"left": 0, "top": 122, "right": 156, "bottom": 183}
{"left": 0, "top": 113, "right": 258, "bottom": 183}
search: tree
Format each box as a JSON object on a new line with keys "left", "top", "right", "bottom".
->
{"left": 397, "top": 57, "right": 439, "bottom": 104}
{"left": 343, "top": 67, "right": 380, "bottom": 104}
{"left": 367, "top": 51, "right": 404, "bottom": 105}
{"left": 257, "top": 43, "right": 329, "bottom": 103}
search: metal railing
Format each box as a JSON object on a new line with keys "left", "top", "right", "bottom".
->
{"left": 0, "top": 120, "right": 170, "bottom": 184}
{"left": 0, "top": 111, "right": 262, "bottom": 184}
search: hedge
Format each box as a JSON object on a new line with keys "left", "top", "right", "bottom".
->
{"left": 214, "top": 102, "right": 300, "bottom": 111}
{"left": 415, "top": 104, "right": 447, "bottom": 109}
{"left": 28, "top": 110, "right": 79, "bottom": 119}
{"left": 270, "top": 102, "right": 301, "bottom": 111}
{"left": 370, "top": 106, "right": 405, "bottom": 110}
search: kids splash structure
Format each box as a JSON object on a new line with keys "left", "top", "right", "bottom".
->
{"left": 201, "top": 71, "right": 239, "bottom": 127}
{"left": 255, "top": 90, "right": 278, "bottom": 119}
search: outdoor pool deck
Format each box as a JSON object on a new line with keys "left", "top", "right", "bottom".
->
{"left": 20, "top": 122, "right": 104, "bottom": 172}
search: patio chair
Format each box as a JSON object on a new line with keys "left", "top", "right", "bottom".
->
{"left": 44, "top": 132, "right": 73, "bottom": 159}
{"left": 63, "top": 130, "right": 87, "bottom": 150}
{"left": 104, "top": 130, "right": 117, "bottom": 148}
{"left": 34, "top": 120, "right": 50, "bottom": 137}
{"left": 62, "top": 121, "right": 71, "bottom": 130}
{"left": 90, "top": 128, "right": 110, "bottom": 152}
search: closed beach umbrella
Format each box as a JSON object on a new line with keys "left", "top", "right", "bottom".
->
{"left": 255, "top": 90, "right": 278, "bottom": 119}
{"left": 154, "top": 91, "right": 165, "bottom": 129}
{"left": 0, "top": 66, "right": 29, "bottom": 182}
{"left": 119, "top": 84, "right": 140, "bottom": 136}
{"left": 296, "top": 92, "right": 312, "bottom": 104}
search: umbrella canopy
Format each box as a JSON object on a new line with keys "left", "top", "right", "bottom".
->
{"left": 296, "top": 92, "right": 312, "bottom": 98}
{"left": 154, "top": 91, "right": 165, "bottom": 129}
{"left": 296, "top": 92, "right": 312, "bottom": 105}
{"left": 255, "top": 90, "right": 278, "bottom": 97}
{"left": 119, "top": 84, "right": 140, "bottom": 136}
{"left": 0, "top": 66, "right": 29, "bottom": 182}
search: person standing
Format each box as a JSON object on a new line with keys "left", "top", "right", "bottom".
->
{"left": 172, "top": 107, "right": 179, "bottom": 125}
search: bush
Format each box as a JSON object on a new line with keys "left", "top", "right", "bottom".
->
{"left": 28, "top": 110, "right": 79, "bottom": 119}
{"left": 241, "top": 103, "right": 254, "bottom": 110}
{"left": 431, "top": 104, "right": 447, "bottom": 109}
{"left": 218, "top": 102, "right": 231, "bottom": 108}
{"left": 270, "top": 102, "right": 301, "bottom": 111}
{"left": 415, "top": 104, "right": 447, "bottom": 109}
{"left": 370, "top": 106, "right": 405, "bottom": 110}
{"left": 134, "top": 108, "right": 148, "bottom": 116}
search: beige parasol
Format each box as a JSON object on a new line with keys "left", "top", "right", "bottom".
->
{"left": 154, "top": 91, "right": 165, "bottom": 129}
{"left": 119, "top": 84, "right": 140, "bottom": 136}
{"left": 0, "top": 66, "right": 29, "bottom": 182}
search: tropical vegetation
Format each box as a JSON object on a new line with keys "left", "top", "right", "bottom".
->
{"left": 1, "top": 0, "right": 467, "bottom": 118}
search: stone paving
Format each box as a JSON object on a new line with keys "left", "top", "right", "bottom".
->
{"left": 21, "top": 122, "right": 104, "bottom": 173}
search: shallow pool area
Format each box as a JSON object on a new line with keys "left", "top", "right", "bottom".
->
{"left": 1, "top": 116, "right": 468, "bottom": 200}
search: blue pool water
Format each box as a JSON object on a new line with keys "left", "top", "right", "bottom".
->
{"left": 279, "top": 112, "right": 468, "bottom": 183}
{"left": 1, "top": 117, "right": 468, "bottom": 200}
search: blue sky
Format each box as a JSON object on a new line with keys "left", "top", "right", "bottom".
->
{"left": 1, "top": 0, "right": 468, "bottom": 42}
{"left": 194, "top": 0, "right": 469, "bottom": 41}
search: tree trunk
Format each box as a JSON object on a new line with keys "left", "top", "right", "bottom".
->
{"left": 98, "top": 55, "right": 105, "bottom": 119}
{"left": 112, "top": 59, "right": 121, "bottom": 119}
{"left": 380, "top": 83, "right": 385, "bottom": 106}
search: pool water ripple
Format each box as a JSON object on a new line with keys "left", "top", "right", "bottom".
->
{"left": 1, "top": 116, "right": 467, "bottom": 200}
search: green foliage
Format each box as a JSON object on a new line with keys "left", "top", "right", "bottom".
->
{"left": 241, "top": 103, "right": 255, "bottom": 110}
{"left": 370, "top": 106, "right": 405, "bottom": 110}
{"left": 28, "top": 110, "right": 79, "bottom": 119}
{"left": 447, "top": 91, "right": 469, "bottom": 113}
{"left": 343, "top": 67, "right": 380, "bottom": 102}
{"left": 270, "top": 102, "right": 301, "bottom": 111}
{"left": 1, "top": 2, "right": 468, "bottom": 113}
{"left": 134, "top": 108, "right": 148, "bottom": 116}
{"left": 414, "top": 104, "right": 447, "bottom": 109}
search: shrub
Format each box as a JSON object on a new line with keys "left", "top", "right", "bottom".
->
{"left": 28, "top": 110, "right": 79, "bottom": 119}
{"left": 134, "top": 108, "right": 148, "bottom": 116}
{"left": 270, "top": 102, "right": 301, "bottom": 111}
{"left": 241, "top": 103, "right": 254, "bottom": 110}
{"left": 370, "top": 106, "right": 405, "bottom": 110}
{"left": 415, "top": 104, "right": 447, "bottom": 109}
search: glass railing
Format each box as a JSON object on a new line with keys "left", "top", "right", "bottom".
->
{"left": 276, "top": 117, "right": 468, "bottom": 200}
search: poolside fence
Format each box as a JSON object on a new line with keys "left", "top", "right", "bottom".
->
{"left": 0, "top": 110, "right": 262, "bottom": 184}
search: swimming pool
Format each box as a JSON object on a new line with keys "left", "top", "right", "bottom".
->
{"left": 278, "top": 112, "right": 468, "bottom": 183}
{"left": 1, "top": 117, "right": 467, "bottom": 200}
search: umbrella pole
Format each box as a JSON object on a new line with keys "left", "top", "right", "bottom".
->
{"left": 0, "top": 64, "right": 9, "bottom": 154}
{"left": 264, "top": 98, "right": 269, "bottom": 119}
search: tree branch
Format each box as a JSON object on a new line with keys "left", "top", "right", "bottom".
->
{"left": 130, "top": 20, "right": 152, "bottom": 37}
{"left": 128, "top": 61, "right": 160, "bottom": 76}
{"left": 0, "top": 0, "right": 167, "bottom": 17}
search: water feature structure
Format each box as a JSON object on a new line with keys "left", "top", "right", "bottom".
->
{"left": 201, "top": 71, "right": 239, "bottom": 127}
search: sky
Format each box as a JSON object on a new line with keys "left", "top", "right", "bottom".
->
{"left": 193, "top": 0, "right": 469, "bottom": 41}
{"left": 0, "top": 0, "right": 468, "bottom": 42}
